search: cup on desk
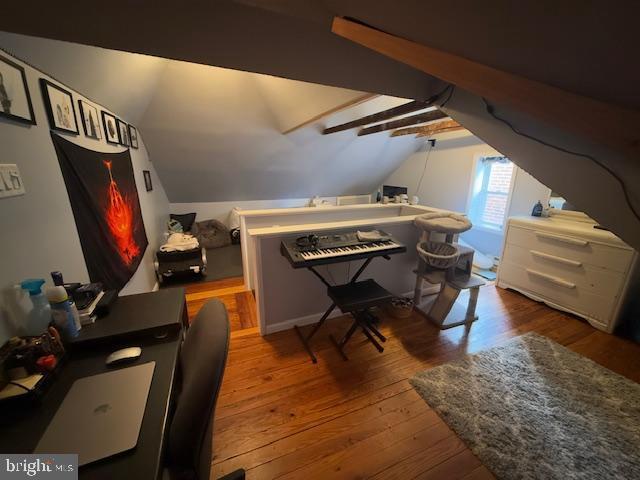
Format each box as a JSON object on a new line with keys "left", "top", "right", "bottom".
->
{"left": 382, "top": 196, "right": 389, "bottom": 204}
{"left": 410, "top": 196, "right": 419, "bottom": 205}
{"left": 394, "top": 195, "right": 401, "bottom": 203}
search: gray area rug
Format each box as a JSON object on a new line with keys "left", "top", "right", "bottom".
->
{"left": 410, "top": 333, "right": 640, "bottom": 480}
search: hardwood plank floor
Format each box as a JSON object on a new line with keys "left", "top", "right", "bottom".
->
{"left": 184, "top": 277, "right": 257, "bottom": 331}
{"left": 186, "top": 283, "right": 640, "bottom": 479}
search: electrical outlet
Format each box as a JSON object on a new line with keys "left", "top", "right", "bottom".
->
{"left": 0, "top": 164, "right": 26, "bottom": 198}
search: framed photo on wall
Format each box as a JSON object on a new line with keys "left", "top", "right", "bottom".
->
{"left": 128, "top": 124, "right": 139, "bottom": 149}
{"left": 116, "top": 118, "right": 129, "bottom": 146}
{"left": 78, "top": 99, "right": 101, "bottom": 140}
{"left": 0, "top": 54, "right": 36, "bottom": 125}
{"left": 40, "top": 79, "right": 78, "bottom": 134}
{"left": 102, "top": 111, "right": 119, "bottom": 144}
{"left": 143, "top": 170, "right": 152, "bottom": 191}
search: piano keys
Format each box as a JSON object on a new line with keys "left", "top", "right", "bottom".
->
{"left": 281, "top": 231, "right": 406, "bottom": 268}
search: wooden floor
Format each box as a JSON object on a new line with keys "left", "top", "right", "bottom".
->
{"left": 185, "top": 277, "right": 257, "bottom": 331}
{"left": 186, "top": 278, "right": 640, "bottom": 479}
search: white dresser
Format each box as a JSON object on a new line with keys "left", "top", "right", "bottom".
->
{"left": 497, "top": 214, "right": 639, "bottom": 333}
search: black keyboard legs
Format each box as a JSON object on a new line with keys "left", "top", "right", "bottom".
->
{"left": 294, "top": 303, "right": 337, "bottom": 363}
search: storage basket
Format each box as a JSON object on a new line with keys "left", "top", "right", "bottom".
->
{"left": 417, "top": 241, "right": 460, "bottom": 269}
{"left": 385, "top": 297, "right": 414, "bottom": 319}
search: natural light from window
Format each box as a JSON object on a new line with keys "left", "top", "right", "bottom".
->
{"left": 469, "top": 156, "right": 514, "bottom": 230}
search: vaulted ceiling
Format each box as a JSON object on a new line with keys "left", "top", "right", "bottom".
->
{"left": 0, "top": 31, "right": 424, "bottom": 203}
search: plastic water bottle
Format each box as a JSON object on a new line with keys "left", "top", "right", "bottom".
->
{"left": 46, "top": 286, "right": 80, "bottom": 340}
{"left": 20, "top": 279, "right": 52, "bottom": 336}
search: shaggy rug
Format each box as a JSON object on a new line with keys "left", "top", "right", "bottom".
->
{"left": 410, "top": 333, "right": 640, "bottom": 480}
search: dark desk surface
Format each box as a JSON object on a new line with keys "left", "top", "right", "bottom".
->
{"left": 70, "top": 287, "right": 186, "bottom": 346}
{"left": 0, "top": 288, "right": 186, "bottom": 480}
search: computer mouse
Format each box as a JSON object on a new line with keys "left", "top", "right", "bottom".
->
{"left": 106, "top": 347, "right": 142, "bottom": 366}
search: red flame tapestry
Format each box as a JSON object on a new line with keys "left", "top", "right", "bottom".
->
{"left": 52, "top": 133, "right": 148, "bottom": 291}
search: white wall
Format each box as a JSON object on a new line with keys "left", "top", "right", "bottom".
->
{"left": 139, "top": 61, "right": 423, "bottom": 203}
{"left": 385, "top": 131, "right": 550, "bottom": 257}
{"left": 0, "top": 31, "right": 167, "bottom": 124}
{"left": 170, "top": 197, "right": 338, "bottom": 226}
{"left": 0, "top": 50, "right": 170, "bottom": 342}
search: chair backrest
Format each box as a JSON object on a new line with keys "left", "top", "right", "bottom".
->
{"left": 167, "top": 299, "right": 230, "bottom": 480}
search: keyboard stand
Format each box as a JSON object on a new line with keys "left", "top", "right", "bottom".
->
{"left": 294, "top": 256, "right": 391, "bottom": 363}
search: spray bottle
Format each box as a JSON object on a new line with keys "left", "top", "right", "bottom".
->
{"left": 20, "top": 279, "right": 52, "bottom": 336}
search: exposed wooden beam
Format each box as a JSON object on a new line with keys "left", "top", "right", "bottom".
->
{"left": 358, "top": 109, "right": 447, "bottom": 136}
{"left": 332, "top": 17, "right": 640, "bottom": 158}
{"left": 392, "top": 119, "right": 463, "bottom": 137}
{"left": 417, "top": 126, "right": 465, "bottom": 138}
{"left": 283, "top": 92, "right": 378, "bottom": 134}
{"left": 323, "top": 99, "right": 432, "bottom": 134}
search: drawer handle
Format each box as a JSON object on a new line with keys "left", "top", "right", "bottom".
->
{"left": 530, "top": 250, "right": 582, "bottom": 267}
{"left": 535, "top": 231, "right": 588, "bottom": 247}
{"left": 526, "top": 268, "right": 576, "bottom": 289}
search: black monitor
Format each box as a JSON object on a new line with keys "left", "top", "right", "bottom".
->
{"left": 382, "top": 185, "right": 408, "bottom": 198}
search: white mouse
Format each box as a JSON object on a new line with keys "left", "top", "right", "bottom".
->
{"left": 106, "top": 347, "right": 142, "bottom": 366}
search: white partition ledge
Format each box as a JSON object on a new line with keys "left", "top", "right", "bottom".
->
{"left": 242, "top": 203, "right": 455, "bottom": 335}
{"left": 239, "top": 203, "right": 439, "bottom": 290}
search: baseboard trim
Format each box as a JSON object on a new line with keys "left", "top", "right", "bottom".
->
{"left": 263, "top": 286, "right": 440, "bottom": 335}
{"left": 264, "top": 309, "right": 343, "bottom": 335}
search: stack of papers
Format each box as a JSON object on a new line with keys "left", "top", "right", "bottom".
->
{"left": 357, "top": 230, "right": 392, "bottom": 242}
{"left": 78, "top": 291, "right": 104, "bottom": 325}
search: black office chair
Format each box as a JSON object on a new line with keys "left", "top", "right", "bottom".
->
{"left": 165, "top": 299, "right": 245, "bottom": 480}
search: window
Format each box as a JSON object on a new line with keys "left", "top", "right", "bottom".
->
{"left": 468, "top": 155, "right": 515, "bottom": 230}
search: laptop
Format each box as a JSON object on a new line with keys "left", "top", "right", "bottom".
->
{"left": 35, "top": 362, "right": 155, "bottom": 466}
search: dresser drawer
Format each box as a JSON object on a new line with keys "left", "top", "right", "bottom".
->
{"left": 505, "top": 225, "right": 633, "bottom": 272}
{"left": 498, "top": 260, "right": 616, "bottom": 323}
{"left": 501, "top": 243, "right": 625, "bottom": 297}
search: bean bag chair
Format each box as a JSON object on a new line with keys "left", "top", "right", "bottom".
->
{"left": 193, "top": 219, "right": 231, "bottom": 249}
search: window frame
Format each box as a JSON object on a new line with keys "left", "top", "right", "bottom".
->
{"left": 466, "top": 152, "right": 517, "bottom": 232}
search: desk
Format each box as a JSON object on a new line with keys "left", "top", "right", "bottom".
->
{"left": 0, "top": 288, "right": 186, "bottom": 480}
{"left": 70, "top": 287, "right": 188, "bottom": 347}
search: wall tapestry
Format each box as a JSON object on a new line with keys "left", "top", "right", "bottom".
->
{"left": 52, "top": 133, "right": 148, "bottom": 291}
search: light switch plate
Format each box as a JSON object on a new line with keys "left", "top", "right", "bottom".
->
{"left": 0, "top": 164, "right": 26, "bottom": 198}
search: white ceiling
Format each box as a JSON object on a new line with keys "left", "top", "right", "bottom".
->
{"left": 1, "top": 31, "right": 424, "bottom": 203}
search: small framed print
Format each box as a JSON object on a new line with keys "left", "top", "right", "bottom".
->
{"left": 116, "top": 118, "right": 129, "bottom": 146}
{"left": 128, "top": 124, "right": 139, "bottom": 149}
{"left": 40, "top": 78, "right": 78, "bottom": 134}
{"left": 143, "top": 170, "right": 152, "bottom": 192}
{"left": 78, "top": 99, "right": 101, "bottom": 140}
{"left": 0, "top": 54, "right": 36, "bottom": 125}
{"left": 102, "top": 111, "right": 119, "bottom": 144}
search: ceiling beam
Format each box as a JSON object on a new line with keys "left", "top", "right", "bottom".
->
{"left": 417, "top": 127, "right": 465, "bottom": 138}
{"left": 392, "top": 119, "right": 464, "bottom": 137}
{"left": 283, "top": 92, "right": 378, "bottom": 134}
{"left": 323, "top": 99, "right": 432, "bottom": 134}
{"left": 358, "top": 109, "right": 447, "bottom": 136}
{"left": 332, "top": 17, "right": 640, "bottom": 158}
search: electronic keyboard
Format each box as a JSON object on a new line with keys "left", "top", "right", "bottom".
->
{"left": 280, "top": 231, "right": 406, "bottom": 268}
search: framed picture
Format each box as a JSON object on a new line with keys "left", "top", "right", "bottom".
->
{"left": 0, "top": 54, "right": 36, "bottom": 125}
{"left": 143, "top": 170, "right": 152, "bottom": 191}
{"left": 78, "top": 99, "right": 101, "bottom": 140}
{"left": 102, "top": 111, "right": 119, "bottom": 144}
{"left": 40, "top": 79, "right": 78, "bottom": 134}
{"left": 128, "top": 124, "right": 139, "bottom": 149}
{"left": 116, "top": 118, "right": 129, "bottom": 146}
